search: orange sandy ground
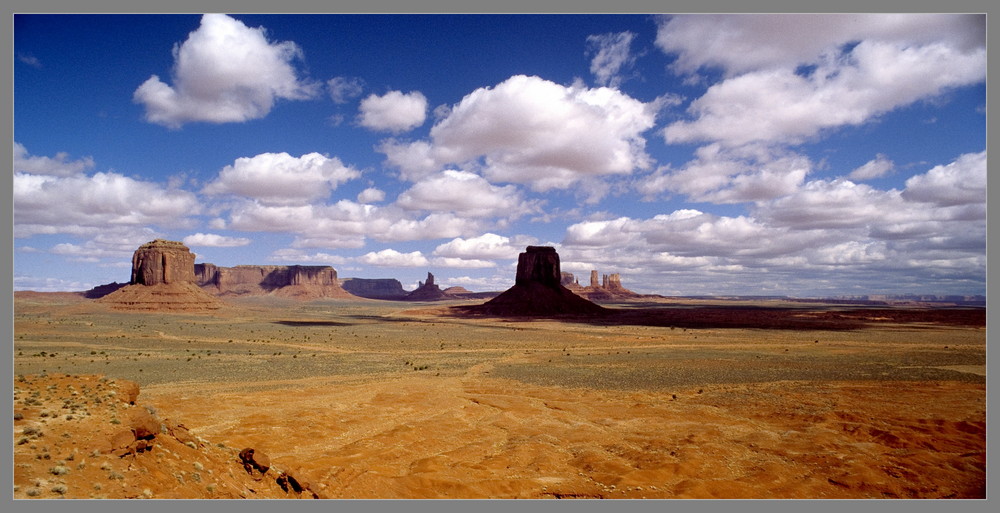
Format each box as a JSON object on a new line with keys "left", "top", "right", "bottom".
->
{"left": 12, "top": 370, "right": 986, "bottom": 500}
{"left": 11, "top": 296, "right": 986, "bottom": 500}
{"left": 140, "top": 371, "right": 985, "bottom": 499}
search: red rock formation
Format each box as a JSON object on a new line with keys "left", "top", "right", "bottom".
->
{"left": 239, "top": 448, "right": 271, "bottom": 480}
{"left": 461, "top": 247, "right": 608, "bottom": 317}
{"left": 195, "top": 264, "right": 351, "bottom": 299}
{"left": 574, "top": 269, "right": 641, "bottom": 301}
{"left": 98, "top": 240, "right": 223, "bottom": 311}
{"left": 560, "top": 272, "right": 580, "bottom": 289}
{"left": 340, "top": 278, "right": 408, "bottom": 299}
{"left": 131, "top": 239, "right": 197, "bottom": 285}
{"left": 516, "top": 247, "right": 562, "bottom": 287}
{"left": 406, "top": 272, "right": 451, "bottom": 301}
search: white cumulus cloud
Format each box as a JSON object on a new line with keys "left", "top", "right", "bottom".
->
{"left": 357, "top": 187, "right": 386, "bottom": 204}
{"left": 182, "top": 233, "right": 251, "bottom": 247}
{"left": 430, "top": 257, "right": 497, "bottom": 269}
{"left": 848, "top": 154, "right": 895, "bottom": 181}
{"left": 14, "top": 166, "right": 200, "bottom": 238}
{"left": 218, "top": 197, "right": 481, "bottom": 250}
{"left": 657, "top": 14, "right": 985, "bottom": 77}
{"left": 587, "top": 31, "right": 637, "bottom": 87}
{"left": 267, "top": 248, "right": 348, "bottom": 265}
{"left": 327, "top": 76, "right": 365, "bottom": 104}
{"left": 637, "top": 143, "right": 810, "bottom": 203}
{"left": 902, "top": 151, "right": 985, "bottom": 207}
{"left": 433, "top": 233, "right": 520, "bottom": 260}
{"left": 14, "top": 142, "right": 94, "bottom": 177}
{"left": 358, "top": 249, "right": 430, "bottom": 267}
{"left": 659, "top": 14, "right": 986, "bottom": 148}
{"left": 383, "top": 75, "right": 656, "bottom": 190}
{"left": 202, "top": 152, "right": 360, "bottom": 205}
{"left": 396, "top": 170, "right": 536, "bottom": 218}
{"left": 133, "top": 13, "right": 318, "bottom": 128}
{"left": 378, "top": 212, "right": 480, "bottom": 242}
{"left": 357, "top": 90, "right": 428, "bottom": 132}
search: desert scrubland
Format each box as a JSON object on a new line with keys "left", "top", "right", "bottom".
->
{"left": 12, "top": 294, "right": 986, "bottom": 499}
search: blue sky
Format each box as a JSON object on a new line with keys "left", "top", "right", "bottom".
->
{"left": 13, "top": 13, "right": 986, "bottom": 296}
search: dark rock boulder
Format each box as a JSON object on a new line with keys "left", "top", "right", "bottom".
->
{"left": 239, "top": 448, "right": 271, "bottom": 480}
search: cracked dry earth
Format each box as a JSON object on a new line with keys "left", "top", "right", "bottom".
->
{"left": 12, "top": 296, "right": 987, "bottom": 500}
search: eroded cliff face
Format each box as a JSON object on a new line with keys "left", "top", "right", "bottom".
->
{"left": 340, "top": 278, "right": 408, "bottom": 299}
{"left": 98, "top": 240, "right": 222, "bottom": 311}
{"left": 406, "top": 272, "right": 449, "bottom": 301}
{"left": 515, "top": 246, "right": 561, "bottom": 288}
{"left": 194, "top": 264, "right": 350, "bottom": 298}
{"left": 561, "top": 270, "right": 639, "bottom": 300}
{"left": 131, "top": 239, "right": 197, "bottom": 285}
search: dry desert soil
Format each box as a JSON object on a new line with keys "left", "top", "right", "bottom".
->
{"left": 11, "top": 294, "right": 986, "bottom": 500}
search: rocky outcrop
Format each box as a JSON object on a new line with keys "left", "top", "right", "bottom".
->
{"left": 97, "top": 240, "right": 222, "bottom": 311}
{"left": 516, "top": 247, "right": 561, "bottom": 287}
{"left": 97, "top": 282, "right": 224, "bottom": 311}
{"left": 131, "top": 239, "right": 197, "bottom": 285}
{"left": 84, "top": 282, "right": 127, "bottom": 299}
{"left": 238, "top": 448, "right": 321, "bottom": 498}
{"left": 108, "top": 407, "right": 162, "bottom": 457}
{"left": 570, "top": 269, "right": 641, "bottom": 301}
{"left": 194, "top": 264, "right": 351, "bottom": 299}
{"left": 405, "top": 272, "right": 450, "bottom": 301}
{"left": 239, "top": 447, "right": 271, "bottom": 480}
{"left": 459, "top": 247, "right": 608, "bottom": 317}
{"left": 340, "top": 278, "right": 408, "bottom": 299}
{"left": 560, "top": 272, "right": 581, "bottom": 289}
{"left": 14, "top": 373, "right": 323, "bottom": 499}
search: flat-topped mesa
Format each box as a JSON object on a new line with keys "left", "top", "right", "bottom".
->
{"left": 516, "top": 246, "right": 561, "bottom": 287}
{"left": 98, "top": 239, "right": 222, "bottom": 311}
{"left": 340, "top": 278, "right": 408, "bottom": 299}
{"left": 194, "top": 264, "right": 350, "bottom": 299}
{"left": 131, "top": 239, "right": 196, "bottom": 285}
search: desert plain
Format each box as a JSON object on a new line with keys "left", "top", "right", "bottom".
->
{"left": 11, "top": 293, "right": 986, "bottom": 500}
